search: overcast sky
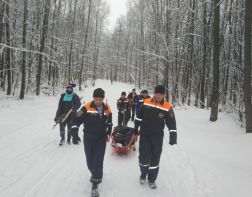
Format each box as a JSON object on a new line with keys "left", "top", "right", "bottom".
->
{"left": 105, "top": 0, "right": 128, "bottom": 31}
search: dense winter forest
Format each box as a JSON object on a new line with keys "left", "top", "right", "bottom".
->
{"left": 0, "top": 0, "right": 251, "bottom": 132}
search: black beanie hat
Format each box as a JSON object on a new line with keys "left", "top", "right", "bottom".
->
{"left": 93, "top": 88, "right": 105, "bottom": 98}
{"left": 142, "top": 90, "right": 148, "bottom": 94}
{"left": 121, "top": 91, "right": 126, "bottom": 96}
{"left": 154, "top": 85, "right": 165, "bottom": 94}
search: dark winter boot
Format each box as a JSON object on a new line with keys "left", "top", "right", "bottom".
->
{"left": 91, "top": 183, "right": 99, "bottom": 197}
{"left": 67, "top": 137, "right": 71, "bottom": 145}
{"left": 140, "top": 175, "right": 146, "bottom": 185}
{"left": 59, "top": 137, "right": 65, "bottom": 146}
{"left": 149, "top": 181, "right": 157, "bottom": 189}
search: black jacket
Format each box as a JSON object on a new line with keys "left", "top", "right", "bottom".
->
{"left": 127, "top": 92, "right": 138, "bottom": 105}
{"left": 117, "top": 97, "right": 131, "bottom": 112}
{"left": 55, "top": 92, "right": 81, "bottom": 120}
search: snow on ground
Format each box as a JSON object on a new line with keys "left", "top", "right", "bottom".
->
{"left": 0, "top": 79, "right": 252, "bottom": 197}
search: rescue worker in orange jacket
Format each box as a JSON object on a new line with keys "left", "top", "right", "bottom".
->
{"left": 134, "top": 85, "right": 177, "bottom": 189}
{"left": 117, "top": 91, "right": 131, "bottom": 126}
{"left": 71, "top": 88, "right": 112, "bottom": 196}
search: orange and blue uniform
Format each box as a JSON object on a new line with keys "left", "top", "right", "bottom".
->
{"left": 71, "top": 101, "right": 112, "bottom": 184}
{"left": 134, "top": 97, "right": 177, "bottom": 183}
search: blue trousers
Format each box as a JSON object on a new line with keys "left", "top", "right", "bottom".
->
{"left": 84, "top": 134, "right": 107, "bottom": 184}
{"left": 59, "top": 122, "right": 72, "bottom": 139}
{"left": 139, "top": 133, "right": 164, "bottom": 182}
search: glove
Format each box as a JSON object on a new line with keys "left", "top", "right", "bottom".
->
{"left": 54, "top": 117, "right": 58, "bottom": 123}
{"left": 169, "top": 132, "right": 177, "bottom": 145}
{"left": 71, "top": 127, "right": 80, "bottom": 145}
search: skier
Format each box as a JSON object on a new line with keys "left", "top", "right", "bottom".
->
{"left": 117, "top": 91, "right": 131, "bottom": 126}
{"left": 71, "top": 88, "right": 113, "bottom": 197}
{"left": 134, "top": 85, "right": 177, "bottom": 189}
{"left": 127, "top": 88, "right": 138, "bottom": 121}
{"left": 54, "top": 84, "right": 81, "bottom": 145}
{"left": 135, "top": 90, "right": 150, "bottom": 116}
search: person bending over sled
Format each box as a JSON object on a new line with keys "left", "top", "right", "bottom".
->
{"left": 71, "top": 88, "right": 113, "bottom": 197}
{"left": 54, "top": 84, "right": 81, "bottom": 145}
{"left": 134, "top": 85, "right": 177, "bottom": 189}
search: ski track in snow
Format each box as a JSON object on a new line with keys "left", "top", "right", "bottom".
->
{"left": 0, "top": 80, "right": 251, "bottom": 197}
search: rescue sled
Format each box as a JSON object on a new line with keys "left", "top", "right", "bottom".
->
{"left": 111, "top": 125, "right": 137, "bottom": 154}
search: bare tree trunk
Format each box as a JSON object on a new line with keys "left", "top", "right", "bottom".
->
{"left": 0, "top": 0, "right": 5, "bottom": 89}
{"left": 210, "top": 0, "right": 220, "bottom": 121}
{"left": 164, "top": 0, "right": 170, "bottom": 101}
{"left": 79, "top": 0, "right": 92, "bottom": 90}
{"left": 19, "top": 0, "right": 29, "bottom": 99}
{"left": 26, "top": 11, "right": 36, "bottom": 95}
{"left": 68, "top": 0, "right": 78, "bottom": 83}
{"left": 5, "top": 0, "right": 11, "bottom": 95}
{"left": 200, "top": 0, "right": 207, "bottom": 108}
{"left": 154, "top": 0, "right": 160, "bottom": 85}
{"left": 93, "top": 0, "right": 102, "bottom": 86}
{"left": 139, "top": 0, "right": 145, "bottom": 89}
{"left": 244, "top": 0, "right": 252, "bottom": 133}
{"left": 114, "top": 21, "right": 123, "bottom": 82}
{"left": 36, "top": 0, "right": 51, "bottom": 96}
{"left": 48, "top": 0, "right": 57, "bottom": 85}
{"left": 187, "top": 0, "right": 195, "bottom": 106}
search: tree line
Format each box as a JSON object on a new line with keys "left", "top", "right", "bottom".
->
{"left": 105, "top": 0, "right": 252, "bottom": 133}
{"left": 0, "top": 0, "right": 109, "bottom": 96}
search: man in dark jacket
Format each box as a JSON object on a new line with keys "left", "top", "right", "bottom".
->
{"left": 135, "top": 90, "right": 150, "bottom": 116}
{"left": 117, "top": 91, "right": 131, "bottom": 126}
{"left": 71, "top": 88, "right": 113, "bottom": 197}
{"left": 54, "top": 84, "right": 81, "bottom": 145}
{"left": 127, "top": 88, "right": 138, "bottom": 121}
{"left": 134, "top": 85, "right": 177, "bottom": 189}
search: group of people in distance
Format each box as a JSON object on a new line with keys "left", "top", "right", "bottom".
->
{"left": 117, "top": 88, "right": 150, "bottom": 126}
